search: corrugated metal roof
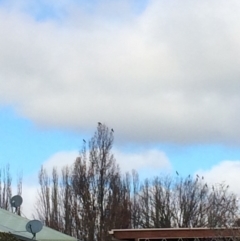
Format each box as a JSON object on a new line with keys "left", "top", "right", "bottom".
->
{"left": 0, "top": 208, "right": 78, "bottom": 241}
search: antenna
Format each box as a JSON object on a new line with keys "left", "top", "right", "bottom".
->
{"left": 10, "top": 195, "right": 23, "bottom": 213}
{"left": 26, "top": 220, "right": 43, "bottom": 240}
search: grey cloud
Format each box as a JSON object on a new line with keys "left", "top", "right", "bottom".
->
{"left": 1, "top": 0, "right": 240, "bottom": 144}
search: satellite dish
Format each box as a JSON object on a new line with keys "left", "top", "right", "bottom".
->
{"left": 10, "top": 195, "right": 23, "bottom": 208}
{"left": 26, "top": 220, "right": 43, "bottom": 238}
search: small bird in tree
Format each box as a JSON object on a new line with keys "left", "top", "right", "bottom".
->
{"left": 196, "top": 174, "right": 199, "bottom": 178}
{"left": 176, "top": 171, "right": 179, "bottom": 175}
{"left": 111, "top": 128, "right": 114, "bottom": 132}
{"left": 83, "top": 139, "right": 86, "bottom": 143}
{"left": 98, "top": 122, "right": 102, "bottom": 125}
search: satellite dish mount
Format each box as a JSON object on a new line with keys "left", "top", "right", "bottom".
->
{"left": 26, "top": 220, "right": 43, "bottom": 240}
{"left": 10, "top": 195, "right": 23, "bottom": 214}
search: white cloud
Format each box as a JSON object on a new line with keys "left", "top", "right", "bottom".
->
{"left": 1, "top": 1, "right": 240, "bottom": 144}
{"left": 197, "top": 161, "right": 240, "bottom": 196}
{"left": 21, "top": 184, "right": 38, "bottom": 219}
{"left": 114, "top": 148, "right": 171, "bottom": 175}
{"left": 41, "top": 148, "right": 171, "bottom": 175}
{"left": 41, "top": 150, "right": 79, "bottom": 173}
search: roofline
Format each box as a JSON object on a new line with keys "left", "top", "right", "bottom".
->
{"left": 109, "top": 227, "right": 240, "bottom": 240}
{"left": 110, "top": 227, "right": 240, "bottom": 233}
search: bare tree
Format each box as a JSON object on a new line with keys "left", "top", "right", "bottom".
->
{"left": 138, "top": 174, "right": 239, "bottom": 229}
{"left": 36, "top": 166, "right": 51, "bottom": 225}
{"left": 207, "top": 183, "right": 238, "bottom": 228}
{"left": 35, "top": 124, "right": 239, "bottom": 241}
{"left": 150, "top": 176, "right": 172, "bottom": 228}
{"left": 61, "top": 166, "right": 74, "bottom": 235}
{"left": 72, "top": 123, "right": 119, "bottom": 241}
{"left": 107, "top": 171, "right": 131, "bottom": 230}
{"left": 171, "top": 175, "right": 209, "bottom": 227}
{"left": 89, "top": 123, "right": 114, "bottom": 241}
{"left": 131, "top": 170, "right": 141, "bottom": 228}
{"left": 0, "top": 164, "right": 22, "bottom": 214}
{"left": 0, "top": 164, "right": 12, "bottom": 210}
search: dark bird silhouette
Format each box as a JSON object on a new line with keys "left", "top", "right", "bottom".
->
{"left": 98, "top": 122, "right": 102, "bottom": 125}
{"left": 111, "top": 128, "right": 114, "bottom": 132}
{"left": 83, "top": 139, "right": 86, "bottom": 143}
{"left": 176, "top": 171, "right": 179, "bottom": 175}
{"left": 205, "top": 184, "right": 208, "bottom": 188}
{"left": 196, "top": 174, "right": 199, "bottom": 178}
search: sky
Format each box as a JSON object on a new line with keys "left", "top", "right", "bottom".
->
{"left": 1, "top": 0, "right": 240, "bottom": 218}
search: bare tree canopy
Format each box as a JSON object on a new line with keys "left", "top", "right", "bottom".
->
{"left": 139, "top": 175, "right": 238, "bottom": 228}
{"left": 0, "top": 164, "right": 22, "bottom": 215}
{"left": 35, "top": 124, "right": 239, "bottom": 241}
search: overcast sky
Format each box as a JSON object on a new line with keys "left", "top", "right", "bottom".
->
{"left": 1, "top": 0, "right": 240, "bottom": 218}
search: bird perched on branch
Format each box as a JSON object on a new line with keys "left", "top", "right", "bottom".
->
{"left": 98, "top": 122, "right": 102, "bottom": 125}
{"left": 111, "top": 128, "right": 114, "bottom": 132}
{"left": 176, "top": 171, "right": 179, "bottom": 175}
